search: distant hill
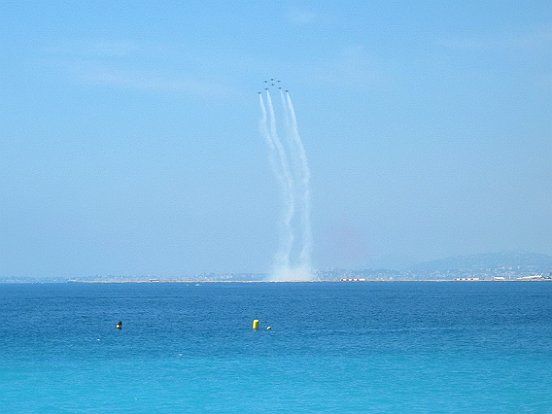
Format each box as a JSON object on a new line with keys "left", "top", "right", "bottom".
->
{"left": 410, "top": 252, "right": 552, "bottom": 275}
{"left": 2, "top": 252, "right": 551, "bottom": 283}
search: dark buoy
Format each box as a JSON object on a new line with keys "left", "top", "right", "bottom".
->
{"left": 116, "top": 321, "right": 123, "bottom": 330}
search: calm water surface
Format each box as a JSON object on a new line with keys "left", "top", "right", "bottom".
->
{"left": 0, "top": 282, "right": 551, "bottom": 413}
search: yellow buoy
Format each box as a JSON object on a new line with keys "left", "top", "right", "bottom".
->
{"left": 252, "top": 319, "right": 260, "bottom": 330}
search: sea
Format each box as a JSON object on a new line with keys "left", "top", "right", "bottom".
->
{"left": 0, "top": 282, "right": 551, "bottom": 413}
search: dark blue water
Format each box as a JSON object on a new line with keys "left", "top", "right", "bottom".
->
{"left": 1, "top": 282, "right": 551, "bottom": 413}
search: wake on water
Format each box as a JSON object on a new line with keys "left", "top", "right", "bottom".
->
{"left": 259, "top": 89, "right": 313, "bottom": 281}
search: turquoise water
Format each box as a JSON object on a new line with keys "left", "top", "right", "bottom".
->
{"left": 1, "top": 282, "right": 551, "bottom": 413}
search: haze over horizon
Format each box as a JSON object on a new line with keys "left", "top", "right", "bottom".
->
{"left": 1, "top": 1, "right": 551, "bottom": 278}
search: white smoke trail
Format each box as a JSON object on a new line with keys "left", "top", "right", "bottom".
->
{"left": 258, "top": 93, "right": 274, "bottom": 151}
{"left": 262, "top": 92, "right": 295, "bottom": 278}
{"left": 259, "top": 94, "right": 287, "bottom": 273}
{"left": 259, "top": 87, "right": 313, "bottom": 281}
{"left": 285, "top": 92, "right": 313, "bottom": 279}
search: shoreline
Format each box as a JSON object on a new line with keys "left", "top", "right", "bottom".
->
{"left": 0, "top": 279, "right": 549, "bottom": 284}
{"left": 67, "top": 279, "right": 552, "bottom": 284}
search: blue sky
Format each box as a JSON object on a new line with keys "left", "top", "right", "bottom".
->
{"left": 1, "top": 1, "right": 551, "bottom": 277}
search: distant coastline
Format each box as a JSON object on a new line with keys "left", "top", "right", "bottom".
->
{"left": 2, "top": 252, "right": 550, "bottom": 284}
{"left": 67, "top": 278, "right": 552, "bottom": 284}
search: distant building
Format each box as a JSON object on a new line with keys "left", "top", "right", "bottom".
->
{"left": 517, "top": 275, "right": 545, "bottom": 281}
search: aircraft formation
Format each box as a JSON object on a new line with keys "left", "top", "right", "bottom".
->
{"left": 258, "top": 78, "right": 288, "bottom": 94}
